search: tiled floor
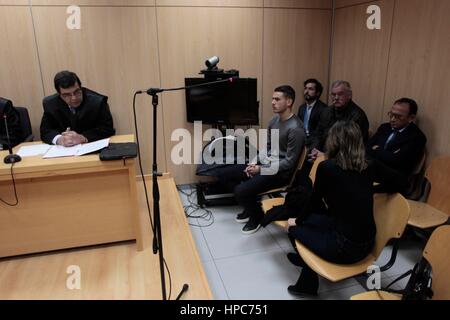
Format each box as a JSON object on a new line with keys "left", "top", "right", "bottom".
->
{"left": 178, "top": 186, "right": 426, "bottom": 300}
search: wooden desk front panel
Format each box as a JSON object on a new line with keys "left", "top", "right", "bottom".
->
{"left": 0, "top": 169, "right": 135, "bottom": 258}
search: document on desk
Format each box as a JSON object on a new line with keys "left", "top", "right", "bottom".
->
{"left": 17, "top": 144, "right": 52, "bottom": 157}
{"left": 43, "top": 138, "right": 110, "bottom": 159}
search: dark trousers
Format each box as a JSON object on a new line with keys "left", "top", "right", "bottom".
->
{"left": 288, "top": 214, "right": 374, "bottom": 291}
{"left": 216, "top": 164, "right": 290, "bottom": 222}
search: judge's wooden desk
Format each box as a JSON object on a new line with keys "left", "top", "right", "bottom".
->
{"left": 0, "top": 135, "right": 143, "bottom": 258}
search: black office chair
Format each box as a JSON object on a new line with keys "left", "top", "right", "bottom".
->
{"left": 15, "top": 106, "right": 34, "bottom": 142}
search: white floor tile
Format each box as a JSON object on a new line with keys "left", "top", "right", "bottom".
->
{"left": 188, "top": 222, "right": 214, "bottom": 262}
{"left": 214, "top": 249, "right": 301, "bottom": 300}
{"left": 201, "top": 260, "right": 230, "bottom": 300}
{"left": 264, "top": 223, "right": 292, "bottom": 250}
{"left": 201, "top": 219, "right": 281, "bottom": 260}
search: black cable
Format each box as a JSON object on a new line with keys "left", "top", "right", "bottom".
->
{"left": 132, "top": 91, "right": 173, "bottom": 299}
{"left": 0, "top": 162, "right": 19, "bottom": 206}
{"left": 176, "top": 185, "right": 215, "bottom": 227}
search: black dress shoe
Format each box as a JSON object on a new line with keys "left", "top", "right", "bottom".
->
{"left": 287, "top": 252, "right": 306, "bottom": 267}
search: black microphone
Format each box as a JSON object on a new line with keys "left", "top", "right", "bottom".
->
{"left": 3, "top": 114, "right": 21, "bottom": 164}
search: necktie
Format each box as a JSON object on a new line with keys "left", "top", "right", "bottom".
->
{"left": 304, "top": 106, "right": 312, "bottom": 136}
{"left": 384, "top": 130, "right": 398, "bottom": 150}
{"left": 70, "top": 107, "right": 76, "bottom": 115}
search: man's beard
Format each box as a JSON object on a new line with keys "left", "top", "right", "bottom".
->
{"left": 304, "top": 94, "right": 316, "bottom": 103}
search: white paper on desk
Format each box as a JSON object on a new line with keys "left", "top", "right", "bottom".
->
{"left": 17, "top": 144, "right": 51, "bottom": 157}
{"left": 43, "top": 138, "right": 110, "bottom": 158}
{"left": 75, "top": 138, "right": 110, "bottom": 156}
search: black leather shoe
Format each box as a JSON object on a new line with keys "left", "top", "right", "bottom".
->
{"left": 287, "top": 252, "right": 305, "bottom": 267}
{"left": 235, "top": 211, "right": 250, "bottom": 223}
{"left": 287, "top": 284, "right": 318, "bottom": 297}
{"left": 242, "top": 219, "right": 261, "bottom": 234}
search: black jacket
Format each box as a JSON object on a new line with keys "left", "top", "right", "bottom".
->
{"left": 297, "top": 99, "right": 328, "bottom": 147}
{"left": 0, "top": 97, "right": 22, "bottom": 148}
{"left": 367, "top": 122, "right": 427, "bottom": 176}
{"left": 40, "top": 88, "right": 115, "bottom": 144}
{"left": 311, "top": 100, "right": 369, "bottom": 151}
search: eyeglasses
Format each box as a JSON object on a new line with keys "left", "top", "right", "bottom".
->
{"left": 387, "top": 111, "right": 407, "bottom": 120}
{"left": 60, "top": 88, "right": 82, "bottom": 99}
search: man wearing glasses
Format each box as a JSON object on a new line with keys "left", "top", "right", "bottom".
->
{"left": 40, "top": 70, "right": 115, "bottom": 146}
{"left": 309, "top": 80, "right": 369, "bottom": 161}
{"left": 367, "top": 98, "right": 426, "bottom": 176}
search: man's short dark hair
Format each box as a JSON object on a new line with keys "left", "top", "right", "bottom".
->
{"left": 395, "top": 97, "right": 418, "bottom": 115}
{"left": 274, "top": 85, "right": 296, "bottom": 106}
{"left": 54, "top": 70, "right": 82, "bottom": 93}
{"left": 304, "top": 78, "right": 323, "bottom": 98}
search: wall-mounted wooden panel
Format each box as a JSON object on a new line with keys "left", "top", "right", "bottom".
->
{"left": 157, "top": 0, "right": 262, "bottom": 7}
{"left": 264, "top": 0, "right": 332, "bottom": 9}
{"left": 336, "top": 0, "right": 375, "bottom": 8}
{"left": 0, "top": 1, "right": 28, "bottom": 5}
{"left": 31, "top": 0, "right": 155, "bottom": 5}
{"left": 157, "top": 7, "right": 263, "bottom": 184}
{"left": 331, "top": 0, "right": 394, "bottom": 131}
{"left": 263, "top": 8, "right": 332, "bottom": 126}
{"left": 32, "top": 6, "right": 164, "bottom": 173}
{"left": 383, "top": 0, "right": 450, "bottom": 159}
{"left": 0, "top": 6, "right": 44, "bottom": 138}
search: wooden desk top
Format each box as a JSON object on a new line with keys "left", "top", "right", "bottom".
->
{"left": 0, "top": 135, "right": 134, "bottom": 180}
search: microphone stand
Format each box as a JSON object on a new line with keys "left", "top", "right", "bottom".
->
{"left": 142, "top": 77, "right": 236, "bottom": 300}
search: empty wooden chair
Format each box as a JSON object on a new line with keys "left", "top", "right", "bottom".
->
{"left": 408, "top": 156, "right": 450, "bottom": 229}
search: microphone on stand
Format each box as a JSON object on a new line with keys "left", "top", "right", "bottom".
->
{"left": 136, "top": 76, "right": 239, "bottom": 95}
{"left": 3, "top": 114, "right": 21, "bottom": 164}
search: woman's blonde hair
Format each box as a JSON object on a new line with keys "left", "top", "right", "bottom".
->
{"left": 325, "top": 121, "right": 368, "bottom": 172}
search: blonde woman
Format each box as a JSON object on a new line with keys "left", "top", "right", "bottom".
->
{"left": 286, "top": 121, "right": 406, "bottom": 296}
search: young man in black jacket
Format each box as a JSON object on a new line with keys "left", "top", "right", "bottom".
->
{"left": 40, "top": 70, "right": 115, "bottom": 146}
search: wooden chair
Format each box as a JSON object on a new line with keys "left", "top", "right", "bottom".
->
{"left": 351, "top": 225, "right": 450, "bottom": 300}
{"left": 260, "top": 155, "right": 326, "bottom": 228}
{"left": 407, "top": 156, "right": 450, "bottom": 230}
{"left": 294, "top": 193, "right": 410, "bottom": 282}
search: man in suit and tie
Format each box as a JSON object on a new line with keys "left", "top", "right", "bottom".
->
{"left": 367, "top": 98, "right": 426, "bottom": 177}
{"left": 297, "top": 79, "right": 327, "bottom": 149}
{"left": 40, "top": 70, "right": 115, "bottom": 146}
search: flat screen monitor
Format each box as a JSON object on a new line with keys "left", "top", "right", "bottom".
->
{"left": 184, "top": 77, "right": 259, "bottom": 125}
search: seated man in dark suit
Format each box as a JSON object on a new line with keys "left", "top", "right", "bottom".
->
{"left": 367, "top": 98, "right": 426, "bottom": 177}
{"left": 309, "top": 80, "right": 369, "bottom": 161}
{"left": 297, "top": 79, "right": 327, "bottom": 149}
{"left": 0, "top": 97, "right": 22, "bottom": 149}
{"left": 40, "top": 70, "right": 115, "bottom": 146}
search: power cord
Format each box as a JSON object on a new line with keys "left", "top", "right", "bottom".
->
{"left": 177, "top": 185, "right": 215, "bottom": 227}
{"left": 0, "top": 163, "right": 19, "bottom": 206}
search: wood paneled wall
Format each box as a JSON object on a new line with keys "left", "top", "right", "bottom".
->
{"left": 332, "top": 0, "right": 450, "bottom": 162}
{"left": 0, "top": 0, "right": 332, "bottom": 184}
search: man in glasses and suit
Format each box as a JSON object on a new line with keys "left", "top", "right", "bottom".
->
{"left": 367, "top": 98, "right": 427, "bottom": 177}
{"left": 40, "top": 70, "right": 115, "bottom": 147}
